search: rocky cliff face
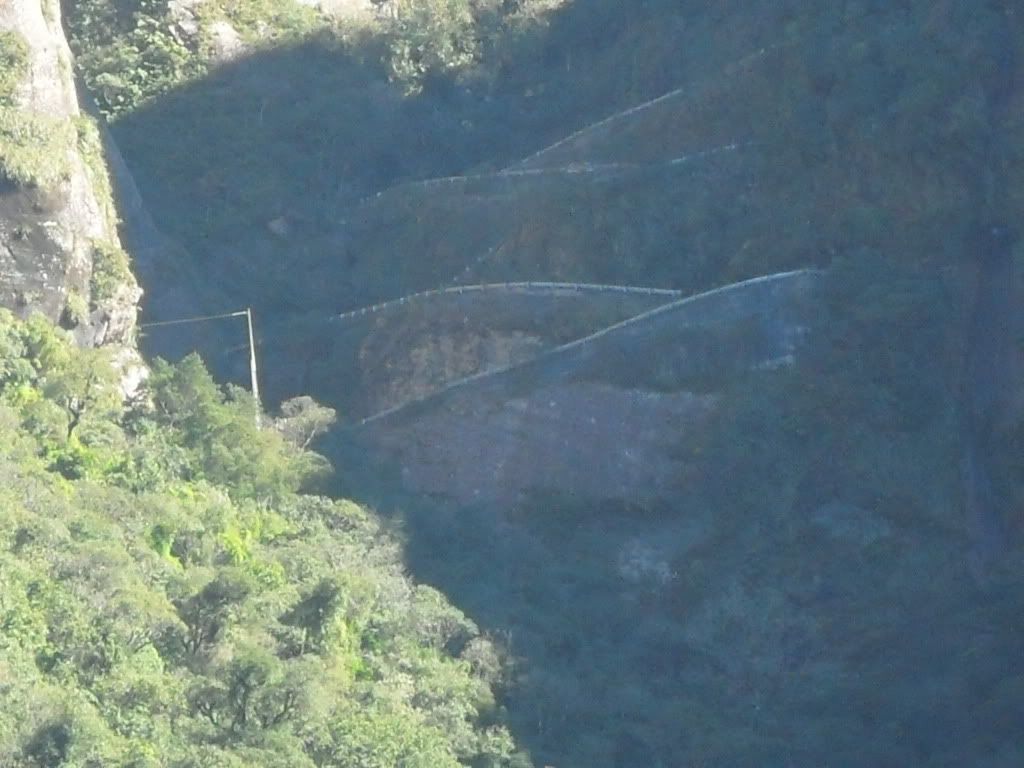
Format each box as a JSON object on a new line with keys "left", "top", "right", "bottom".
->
{"left": 0, "top": 0, "right": 140, "bottom": 349}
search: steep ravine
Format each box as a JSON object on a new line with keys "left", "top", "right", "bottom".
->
{"left": 89, "top": 96, "right": 239, "bottom": 363}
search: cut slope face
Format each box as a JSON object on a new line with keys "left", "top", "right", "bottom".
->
{"left": 254, "top": 282, "right": 678, "bottom": 417}
{"left": 297, "top": 6, "right": 1019, "bottom": 320}
{"left": 333, "top": 270, "right": 819, "bottom": 509}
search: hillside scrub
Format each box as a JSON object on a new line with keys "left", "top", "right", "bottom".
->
{"left": 63, "top": 0, "right": 563, "bottom": 115}
{"left": 57, "top": 0, "right": 576, "bottom": 286}
{"left": 0, "top": 309, "right": 526, "bottom": 766}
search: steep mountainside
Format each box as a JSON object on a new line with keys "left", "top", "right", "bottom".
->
{"left": 0, "top": 4, "right": 529, "bottom": 766}
{"left": 53, "top": 0, "right": 1024, "bottom": 766}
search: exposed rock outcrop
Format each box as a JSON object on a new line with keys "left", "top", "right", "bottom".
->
{"left": 0, "top": 0, "right": 140, "bottom": 348}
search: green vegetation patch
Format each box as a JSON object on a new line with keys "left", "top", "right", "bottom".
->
{"left": 383, "top": 0, "right": 480, "bottom": 92}
{"left": 74, "top": 115, "right": 119, "bottom": 232}
{"left": 60, "top": 289, "right": 90, "bottom": 328}
{"left": 0, "top": 31, "right": 72, "bottom": 188}
{"left": 65, "top": 0, "right": 326, "bottom": 118}
{"left": 0, "top": 308, "right": 527, "bottom": 765}
{"left": 88, "top": 239, "right": 134, "bottom": 307}
{"left": 0, "top": 29, "right": 28, "bottom": 97}
{"left": 67, "top": 0, "right": 204, "bottom": 117}
{"left": 0, "top": 108, "right": 73, "bottom": 188}
{"left": 196, "top": 0, "right": 325, "bottom": 46}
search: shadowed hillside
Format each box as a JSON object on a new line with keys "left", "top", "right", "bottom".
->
{"left": 116, "top": 2, "right": 1022, "bottom": 395}
{"left": 68, "top": 0, "right": 1024, "bottom": 765}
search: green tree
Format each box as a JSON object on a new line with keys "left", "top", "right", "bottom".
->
{"left": 0, "top": 309, "right": 35, "bottom": 389}
{"left": 42, "top": 347, "right": 122, "bottom": 440}
{"left": 317, "top": 705, "right": 462, "bottom": 768}
{"left": 279, "top": 577, "right": 345, "bottom": 655}
{"left": 190, "top": 645, "right": 316, "bottom": 734}
{"left": 273, "top": 395, "right": 336, "bottom": 450}
{"left": 146, "top": 354, "right": 327, "bottom": 500}
{"left": 174, "top": 570, "right": 253, "bottom": 656}
{"left": 385, "top": 0, "right": 480, "bottom": 91}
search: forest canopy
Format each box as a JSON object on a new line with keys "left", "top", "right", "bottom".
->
{"left": 0, "top": 309, "right": 525, "bottom": 766}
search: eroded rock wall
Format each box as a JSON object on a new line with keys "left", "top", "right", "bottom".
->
{"left": 0, "top": 0, "right": 140, "bottom": 347}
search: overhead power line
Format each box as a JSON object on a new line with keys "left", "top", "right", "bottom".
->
{"left": 138, "top": 307, "right": 261, "bottom": 425}
{"left": 138, "top": 309, "right": 249, "bottom": 328}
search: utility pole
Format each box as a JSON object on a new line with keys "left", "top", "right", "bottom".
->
{"left": 139, "top": 307, "right": 263, "bottom": 427}
{"left": 245, "top": 307, "right": 261, "bottom": 426}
